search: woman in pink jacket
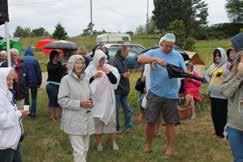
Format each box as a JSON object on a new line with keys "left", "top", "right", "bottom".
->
{"left": 183, "top": 63, "right": 202, "bottom": 119}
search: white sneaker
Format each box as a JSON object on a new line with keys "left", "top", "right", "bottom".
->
{"left": 113, "top": 143, "right": 119, "bottom": 151}
{"left": 97, "top": 144, "right": 103, "bottom": 152}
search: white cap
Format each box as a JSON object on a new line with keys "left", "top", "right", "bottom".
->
{"left": 159, "top": 33, "right": 176, "bottom": 44}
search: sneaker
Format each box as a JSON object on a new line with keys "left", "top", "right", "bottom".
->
{"left": 112, "top": 143, "right": 119, "bottom": 151}
{"left": 97, "top": 144, "right": 103, "bottom": 152}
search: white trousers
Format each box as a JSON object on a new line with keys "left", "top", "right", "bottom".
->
{"left": 69, "top": 135, "right": 90, "bottom": 162}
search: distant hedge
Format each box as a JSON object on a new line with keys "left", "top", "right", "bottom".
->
{"left": 195, "top": 23, "right": 243, "bottom": 40}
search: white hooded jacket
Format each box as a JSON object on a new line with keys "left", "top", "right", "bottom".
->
{"left": 85, "top": 50, "right": 120, "bottom": 125}
{"left": 0, "top": 67, "right": 22, "bottom": 150}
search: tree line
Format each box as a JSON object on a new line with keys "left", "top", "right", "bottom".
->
{"left": 14, "top": 23, "right": 68, "bottom": 40}
{"left": 13, "top": 0, "right": 243, "bottom": 50}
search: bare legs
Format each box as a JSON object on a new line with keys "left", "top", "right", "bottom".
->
{"left": 144, "top": 123, "right": 155, "bottom": 152}
{"left": 48, "top": 107, "right": 61, "bottom": 121}
{"left": 185, "top": 94, "right": 196, "bottom": 119}
{"left": 95, "top": 133, "right": 118, "bottom": 151}
{"left": 145, "top": 122, "right": 176, "bottom": 156}
{"left": 165, "top": 123, "right": 175, "bottom": 156}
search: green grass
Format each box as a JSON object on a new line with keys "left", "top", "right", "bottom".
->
{"left": 19, "top": 36, "right": 233, "bottom": 162}
{"left": 21, "top": 73, "right": 232, "bottom": 162}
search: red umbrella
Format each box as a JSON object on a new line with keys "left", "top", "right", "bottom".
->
{"left": 36, "top": 38, "right": 63, "bottom": 56}
{"left": 36, "top": 38, "right": 55, "bottom": 55}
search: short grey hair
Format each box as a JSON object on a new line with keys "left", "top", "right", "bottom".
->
{"left": 0, "top": 50, "right": 7, "bottom": 56}
{"left": 10, "top": 48, "right": 19, "bottom": 55}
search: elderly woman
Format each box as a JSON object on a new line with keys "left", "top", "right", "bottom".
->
{"left": 85, "top": 49, "right": 120, "bottom": 151}
{"left": 0, "top": 50, "right": 7, "bottom": 66}
{"left": 0, "top": 67, "right": 29, "bottom": 162}
{"left": 58, "top": 55, "right": 95, "bottom": 162}
{"left": 1, "top": 48, "right": 28, "bottom": 110}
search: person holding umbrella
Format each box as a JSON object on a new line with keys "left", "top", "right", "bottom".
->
{"left": 46, "top": 50, "right": 65, "bottom": 121}
{"left": 137, "top": 33, "right": 186, "bottom": 156}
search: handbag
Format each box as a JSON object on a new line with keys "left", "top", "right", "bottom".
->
{"left": 135, "top": 77, "right": 145, "bottom": 93}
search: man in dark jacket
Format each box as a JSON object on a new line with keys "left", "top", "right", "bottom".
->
{"left": 111, "top": 46, "right": 132, "bottom": 132}
{"left": 22, "top": 46, "right": 42, "bottom": 118}
{"left": 1, "top": 48, "right": 28, "bottom": 110}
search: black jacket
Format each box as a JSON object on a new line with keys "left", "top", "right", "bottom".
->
{"left": 111, "top": 54, "right": 130, "bottom": 96}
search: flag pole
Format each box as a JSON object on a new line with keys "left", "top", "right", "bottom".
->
{"left": 5, "top": 21, "right": 11, "bottom": 67}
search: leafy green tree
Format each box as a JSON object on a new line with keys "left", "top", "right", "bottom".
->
{"left": 52, "top": 23, "right": 68, "bottom": 40}
{"left": 167, "top": 20, "right": 186, "bottom": 48}
{"left": 167, "top": 20, "right": 195, "bottom": 50}
{"left": 152, "top": 0, "right": 208, "bottom": 37}
{"left": 225, "top": 0, "right": 243, "bottom": 23}
{"left": 147, "top": 18, "right": 158, "bottom": 34}
{"left": 13, "top": 26, "right": 31, "bottom": 37}
{"left": 31, "top": 27, "right": 49, "bottom": 37}
{"left": 14, "top": 26, "right": 25, "bottom": 37}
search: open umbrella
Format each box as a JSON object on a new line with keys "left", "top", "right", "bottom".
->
{"left": 36, "top": 38, "right": 55, "bottom": 55}
{"left": 44, "top": 40, "right": 78, "bottom": 50}
{"left": 166, "top": 63, "right": 206, "bottom": 82}
{"left": 0, "top": 39, "right": 22, "bottom": 53}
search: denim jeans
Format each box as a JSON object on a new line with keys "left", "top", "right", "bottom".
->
{"left": 115, "top": 95, "right": 132, "bottom": 131}
{"left": 227, "top": 127, "right": 243, "bottom": 162}
{"left": 24, "top": 87, "right": 38, "bottom": 115}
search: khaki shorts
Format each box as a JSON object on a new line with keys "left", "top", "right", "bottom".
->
{"left": 145, "top": 91, "right": 179, "bottom": 124}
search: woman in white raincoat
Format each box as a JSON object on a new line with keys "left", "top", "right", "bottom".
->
{"left": 0, "top": 67, "right": 29, "bottom": 162}
{"left": 58, "top": 55, "right": 95, "bottom": 162}
{"left": 85, "top": 49, "right": 120, "bottom": 151}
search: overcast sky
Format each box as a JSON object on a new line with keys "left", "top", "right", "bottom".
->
{"left": 0, "top": 0, "right": 228, "bottom": 37}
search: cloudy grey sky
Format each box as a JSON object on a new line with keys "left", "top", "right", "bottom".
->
{"left": 0, "top": 0, "right": 228, "bottom": 37}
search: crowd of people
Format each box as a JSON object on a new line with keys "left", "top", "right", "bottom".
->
{"left": 0, "top": 32, "right": 243, "bottom": 162}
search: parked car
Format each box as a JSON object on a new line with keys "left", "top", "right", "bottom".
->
{"left": 103, "top": 43, "right": 145, "bottom": 69}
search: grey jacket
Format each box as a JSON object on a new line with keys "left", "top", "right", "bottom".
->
{"left": 205, "top": 48, "right": 229, "bottom": 99}
{"left": 58, "top": 55, "right": 95, "bottom": 136}
{"left": 221, "top": 74, "right": 243, "bottom": 131}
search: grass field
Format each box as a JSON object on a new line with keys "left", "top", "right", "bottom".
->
{"left": 19, "top": 36, "right": 234, "bottom": 162}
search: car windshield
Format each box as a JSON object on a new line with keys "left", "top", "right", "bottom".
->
{"left": 109, "top": 44, "right": 145, "bottom": 53}
{"left": 108, "top": 47, "right": 138, "bottom": 58}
